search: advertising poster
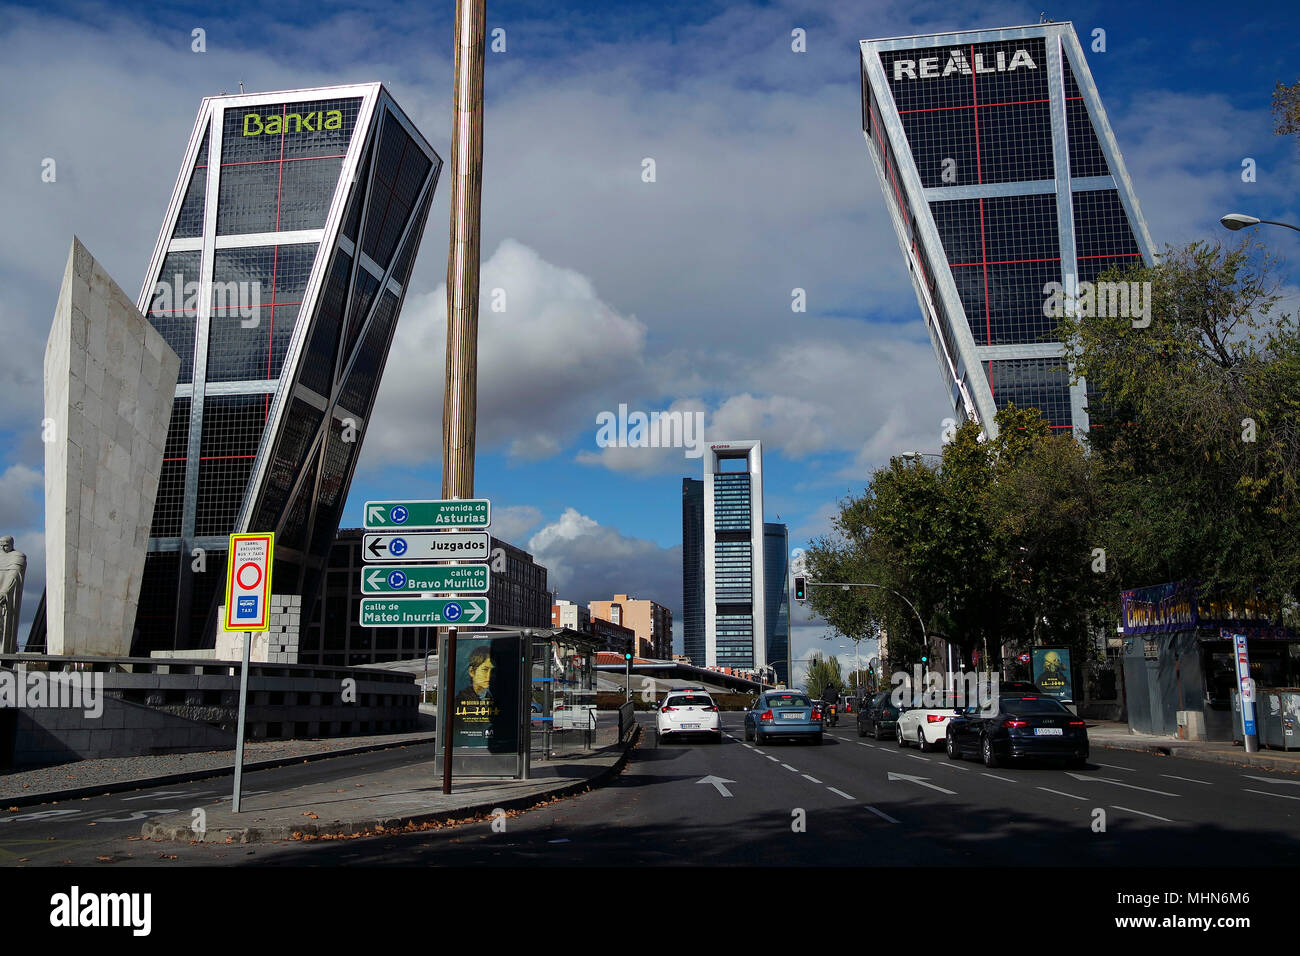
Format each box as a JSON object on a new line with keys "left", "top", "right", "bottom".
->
{"left": 1032, "top": 647, "right": 1073, "bottom": 702}
{"left": 452, "top": 636, "right": 519, "bottom": 752}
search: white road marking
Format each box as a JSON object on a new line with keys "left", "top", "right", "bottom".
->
{"left": 1037, "top": 787, "right": 1087, "bottom": 801}
{"left": 1112, "top": 804, "right": 1174, "bottom": 822}
{"left": 1161, "top": 774, "right": 1211, "bottom": 785}
{"left": 1244, "top": 788, "right": 1300, "bottom": 802}
{"left": 765, "top": 755, "right": 779, "bottom": 762}
{"left": 122, "top": 790, "right": 210, "bottom": 802}
{"left": 907, "top": 754, "right": 928, "bottom": 762}
{"left": 981, "top": 772, "right": 1015, "bottom": 783}
{"left": 92, "top": 809, "right": 180, "bottom": 823}
{"left": 858, "top": 742, "right": 874, "bottom": 748}
{"left": 827, "top": 787, "right": 855, "bottom": 800}
{"left": 1095, "top": 762, "right": 1137, "bottom": 773}
{"left": 802, "top": 774, "right": 822, "bottom": 784}
{"left": 1064, "top": 772, "right": 1177, "bottom": 797}
{"left": 887, "top": 772, "right": 956, "bottom": 795}
{"left": 696, "top": 775, "right": 735, "bottom": 797}
{"left": 1243, "top": 774, "right": 1300, "bottom": 786}
{"left": 781, "top": 764, "right": 799, "bottom": 772}
{"left": 864, "top": 805, "right": 900, "bottom": 823}
{"left": 742, "top": 744, "right": 755, "bottom": 750}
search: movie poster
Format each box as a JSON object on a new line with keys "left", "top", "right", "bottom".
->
{"left": 451, "top": 636, "right": 519, "bottom": 752}
{"left": 1032, "top": 647, "right": 1073, "bottom": 703}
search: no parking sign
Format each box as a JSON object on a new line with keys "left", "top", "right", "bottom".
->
{"left": 224, "top": 533, "right": 275, "bottom": 631}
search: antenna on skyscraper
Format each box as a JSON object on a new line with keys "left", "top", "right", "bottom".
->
{"left": 239, "top": 79, "right": 245, "bottom": 94}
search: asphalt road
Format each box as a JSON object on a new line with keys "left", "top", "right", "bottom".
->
{"left": 8, "top": 714, "right": 1300, "bottom": 867}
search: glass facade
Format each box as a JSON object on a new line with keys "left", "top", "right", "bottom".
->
{"left": 681, "top": 478, "right": 705, "bottom": 665}
{"left": 763, "top": 523, "right": 790, "bottom": 685}
{"left": 861, "top": 24, "right": 1152, "bottom": 436}
{"left": 132, "top": 85, "right": 442, "bottom": 654}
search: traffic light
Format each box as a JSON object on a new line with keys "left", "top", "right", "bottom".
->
{"left": 794, "top": 575, "right": 806, "bottom": 601}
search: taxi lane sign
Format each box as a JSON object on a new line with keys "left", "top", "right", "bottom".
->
{"left": 363, "top": 499, "right": 490, "bottom": 531}
{"left": 360, "top": 597, "right": 490, "bottom": 627}
{"left": 363, "top": 532, "right": 490, "bottom": 563}
{"left": 224, "top": 533, "right": 274, "bottom": 631}
{"left": 361, "top": 564, "right": 490, "bottom": 595}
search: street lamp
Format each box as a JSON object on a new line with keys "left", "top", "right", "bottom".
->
{"left": 1220, "top": 213, "right": 1300, "bottom": 233}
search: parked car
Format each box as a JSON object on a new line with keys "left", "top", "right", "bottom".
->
{"left": 744, "top": 691, "right": 823, "bottom": 745}
{"left": 656, "top": 691, "right": 722, "bottom": 744}
{"left": 856, "top": 690, "right": 900, "bottom": 740}
{"left": 945, "top": 695, "right": 1089, "bottom": 768}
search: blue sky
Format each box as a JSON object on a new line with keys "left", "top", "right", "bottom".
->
{"left": 1, "top": 0, "right": 1298, "bottom": 680}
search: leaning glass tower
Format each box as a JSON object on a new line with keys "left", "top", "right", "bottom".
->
{"left": 133, "top": 84, "right": 442, "bottom": 653}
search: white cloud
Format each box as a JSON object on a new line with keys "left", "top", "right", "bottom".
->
{"left": 490, "top": 504, "right": 544, "bottom": 544}
{"left": 0, "top": 463, "right": 43, "bottom": 530}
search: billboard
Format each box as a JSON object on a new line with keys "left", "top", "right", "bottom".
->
{"left": 1032, "top": 647, "right": 1073, "bottom": 703}
{"left": 451, "top": 635, "right": 520, "bottom": 752}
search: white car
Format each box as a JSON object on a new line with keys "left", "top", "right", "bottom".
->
{"left": 656, "top": 690, "right": 722, "bottom": 744}
{"left": 896, "top": 700, "right": 961, "bottom": 752}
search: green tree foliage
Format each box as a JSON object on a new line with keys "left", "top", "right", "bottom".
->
{"left": 803, "top": 653, "right": 844, "bottom": 701}
{"left": 1274, "top": 78, "right": 1300, "bottom": 137}
{"left": 1058, "top": 239, "right": 1300, "bottom": 606}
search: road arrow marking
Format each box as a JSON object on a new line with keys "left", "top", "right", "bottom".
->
{"left": 887, "top": 772, "right": 956, "bottom": 795}
{"left": 1064, "top": 772, "right": 1177, "bottom": 797}
{"left": 367, "top": 504, "right": 385, "bottom": 525}
{"left": 1244, "top": 774, "right": 1300, "bottom": 786}
{"left": 697, "top": 775, "right": 734, "bottom": 797}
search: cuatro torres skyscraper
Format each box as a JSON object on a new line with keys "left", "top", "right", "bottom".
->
{"left": 132, "top": 84, "right": 442, "bottom": 654}
{"left": 860, "top": 22, "right": 1154, "bottom": 437}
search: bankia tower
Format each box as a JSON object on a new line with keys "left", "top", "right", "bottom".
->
{"left": 860, "top": 23, "right": 1155, "bottom": 437}
{"left": 133, "top": 84, "right": 442, "bottom": 654}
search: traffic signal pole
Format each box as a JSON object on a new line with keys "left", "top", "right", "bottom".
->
{"left": 796, "top": 580, "right": 929, "bottom": 664}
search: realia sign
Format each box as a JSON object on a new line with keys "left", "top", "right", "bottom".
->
{"left": 892, "top": 48, "right": 1038, "bottom": 81}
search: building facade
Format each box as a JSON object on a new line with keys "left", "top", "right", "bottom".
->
{"left": 703, "top": 441, "right": 767, "bottom": 671}
{"left": 763, "top": 522, "right": 791, "bottom": 685}
{"left": 302, "top": 529, "right": 549, "bottom": 666}
{"left": 588, "top": 615, "right": 637, "bottom": 654}
{"left": 132, "top": 84, "right": 442, "bottom": 654}
{"left": 590, "top": 594, "right": 673, "bottom": 659}
{"left": 681, "top": 477, "right": 705, "bottom": 665}
{"left": 552, "top": 599, "right": 592, "bottom": 634}
{"left": 860, "top": 23, "right": 1154, "bottom": 437}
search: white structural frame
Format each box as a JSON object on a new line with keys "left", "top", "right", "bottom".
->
{"left": 703, "top": 440, "right": 767, "bottom": 671}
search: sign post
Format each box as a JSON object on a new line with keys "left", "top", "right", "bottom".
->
{"left": 1232, "top": 632, "right": 1259, "bottom": 753}
{"left": 224, "top": 532, "right": 274, "bottom": 813}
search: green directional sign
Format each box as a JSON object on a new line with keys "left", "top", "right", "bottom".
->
{"left": 360, "top": 597, "right": 490, "bottom": 628}
{"left": 360, "top": 564, "right": 489, "bottom": 595}
{"left": 364, "top": 499, "right": 490, "bottom": 531}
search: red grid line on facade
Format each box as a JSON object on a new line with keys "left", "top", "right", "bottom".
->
{"left": 1078, "top": 253, "right": 1142, "bottom": 260}
{"left": 950, "top": 256, "right": 1062, "bottom": 268}
{"left": 218, "top": 154, "right": 346, "bottom": 168}
{"left": 897, "top": 96, "right": 1050, "bottom": 115}
{"left": 267, "top": 245, "right": 280, "bottom": 379}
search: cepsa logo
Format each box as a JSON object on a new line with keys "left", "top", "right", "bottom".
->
{"left": 892, "top": 48, "right": 1038, "bottom": 81}
{"left": 243, "top": 109, "right": 343, "bottom": 137}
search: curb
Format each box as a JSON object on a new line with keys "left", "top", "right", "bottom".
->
{"left": 1095, "top": 737, "right": 1300, "bottom": 773}
{"left": 142, "top": 725, "right": 641, "bottom": 844}
{"left": 1, "top": 734, "right": 440, "bottom": 809}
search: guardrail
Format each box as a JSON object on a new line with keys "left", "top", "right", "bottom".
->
{"left": 618, "top": 700, "right": 636, "bottom": 743}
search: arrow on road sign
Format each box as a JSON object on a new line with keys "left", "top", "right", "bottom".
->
{"left": 367, "top": 538, "right": 387, "bottom": 558}
{"left": 696, "top": 775, "right": 735, "bottom": 797}
{"left": 366, "top": 503, "right": 386, "bottom": 525}
{"left": 887, "top": 772, "right": 956, "bottom": 795}
{"left": 1064, "top": 772, "right": 1177, "bottom": 797}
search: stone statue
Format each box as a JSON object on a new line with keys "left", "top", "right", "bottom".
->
{"left": 0, "top": 536, "right": 26, "bottom": 654}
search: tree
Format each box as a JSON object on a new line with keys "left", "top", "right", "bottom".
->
{"left": 803, "top": 653, "right": 844, "bottom": 701}
{"left": 1058, "top": 239, "right": 1300, "bottom": 608}
{"left": 1274, "top": 78, "right": 1300, "bottom": 137}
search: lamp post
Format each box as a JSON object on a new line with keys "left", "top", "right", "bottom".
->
{"left": 1220, "top": 213, "right": 1300, "bottom": 234}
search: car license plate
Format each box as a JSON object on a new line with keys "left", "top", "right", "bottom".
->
{"left": 1034, "top": 727, "right": 1063, "bottom": 736}
{"left": 682, "top": 722, "right": 700, "bottom": 729}
{"left": 781, "top": 713, "right": 803, "bottom": 720}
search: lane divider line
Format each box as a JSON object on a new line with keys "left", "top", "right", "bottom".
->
{"left": 827, "top": 787, "right": 854, "bottom": 800}
{"left": 1244, "top": 788, "right": 1300, "bottom": 802}
{"left": 802, "top": 774, "right": 823, "bottom": 784}
{"left": 1095, "top": 762, "right": 1138, "bottom": 773}
{"left": 865, "top": 805, "right": 900, "bottom": 823}
{"left": 1112, "top": 804, "right": 1174, "bottom": 822}
{"left": 981, "top": 772, "right": 1015, "bottom": 783}
{"left": 1161, "top": 774, "right": 1211, "bottom": 785}
{"left": 781, "top": 764, "right": 799, "bottom": 772}
{"left": 1038, "top": 786, "right": 1088, "bottom": 801}
{"left": 765, "top": 755, "right": 779, "bottom": 762}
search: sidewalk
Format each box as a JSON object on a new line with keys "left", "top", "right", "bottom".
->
{"left": 143, "top": 720, "right": 638, "bottom": 844}
{"left": 1088, "top": 720, "right": 1300, "bottom": 773}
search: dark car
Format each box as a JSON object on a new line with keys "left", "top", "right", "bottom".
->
{"left": 945, "top": 695, "right": 1089, "bottom": 768}
{"left": 744, "top": 691, "right": 823, "bottom": 745}
{"left": 999, "top": 680, "right": 1043, "bottom": 695}
{"left": 856, "top": 690, "right": 900, "bottom": 740}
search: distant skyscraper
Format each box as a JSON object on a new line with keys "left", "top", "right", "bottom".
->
{"left": 703, "top": 441, "right": 766, "bottom": 671}
{"left": 763, "top": 522, "right": 791, "bottom": 685}
{"left": 681, "top": 477, "right": 704, "bottom": 665}
{"left": 132, "top": 84, "right": 442, "bottom": 653}
{"left": 859, "top": 22, "right": 1154, "bottom": 437}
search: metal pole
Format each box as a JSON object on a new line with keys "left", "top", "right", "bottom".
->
{"left": 442, "top": 0, "right": 485, "bottom": 502}
{"left": 232, "top": 632, "right": 253, "bottom": 813}
{"left": 442, "top": 626, "right": 458, "bottom": 794}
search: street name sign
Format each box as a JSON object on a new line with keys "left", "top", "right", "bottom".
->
{"left": 360, "top": 597, "right": 490, "bottom": 627}
{"left": 361, "top": 564, "right": 490, "bottom": 595}
{"left": 224, "top": 533, "right": 274, "bottom": 631}
{"left": 363, "top": 499, "right": 490, "bottom": 531}
{"left": 363, "top": 532, "right": 490, "bottom": 563}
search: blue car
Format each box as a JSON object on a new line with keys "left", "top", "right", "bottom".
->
{"left": 743, "top": 691, "right": 823, "bottom": 745}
